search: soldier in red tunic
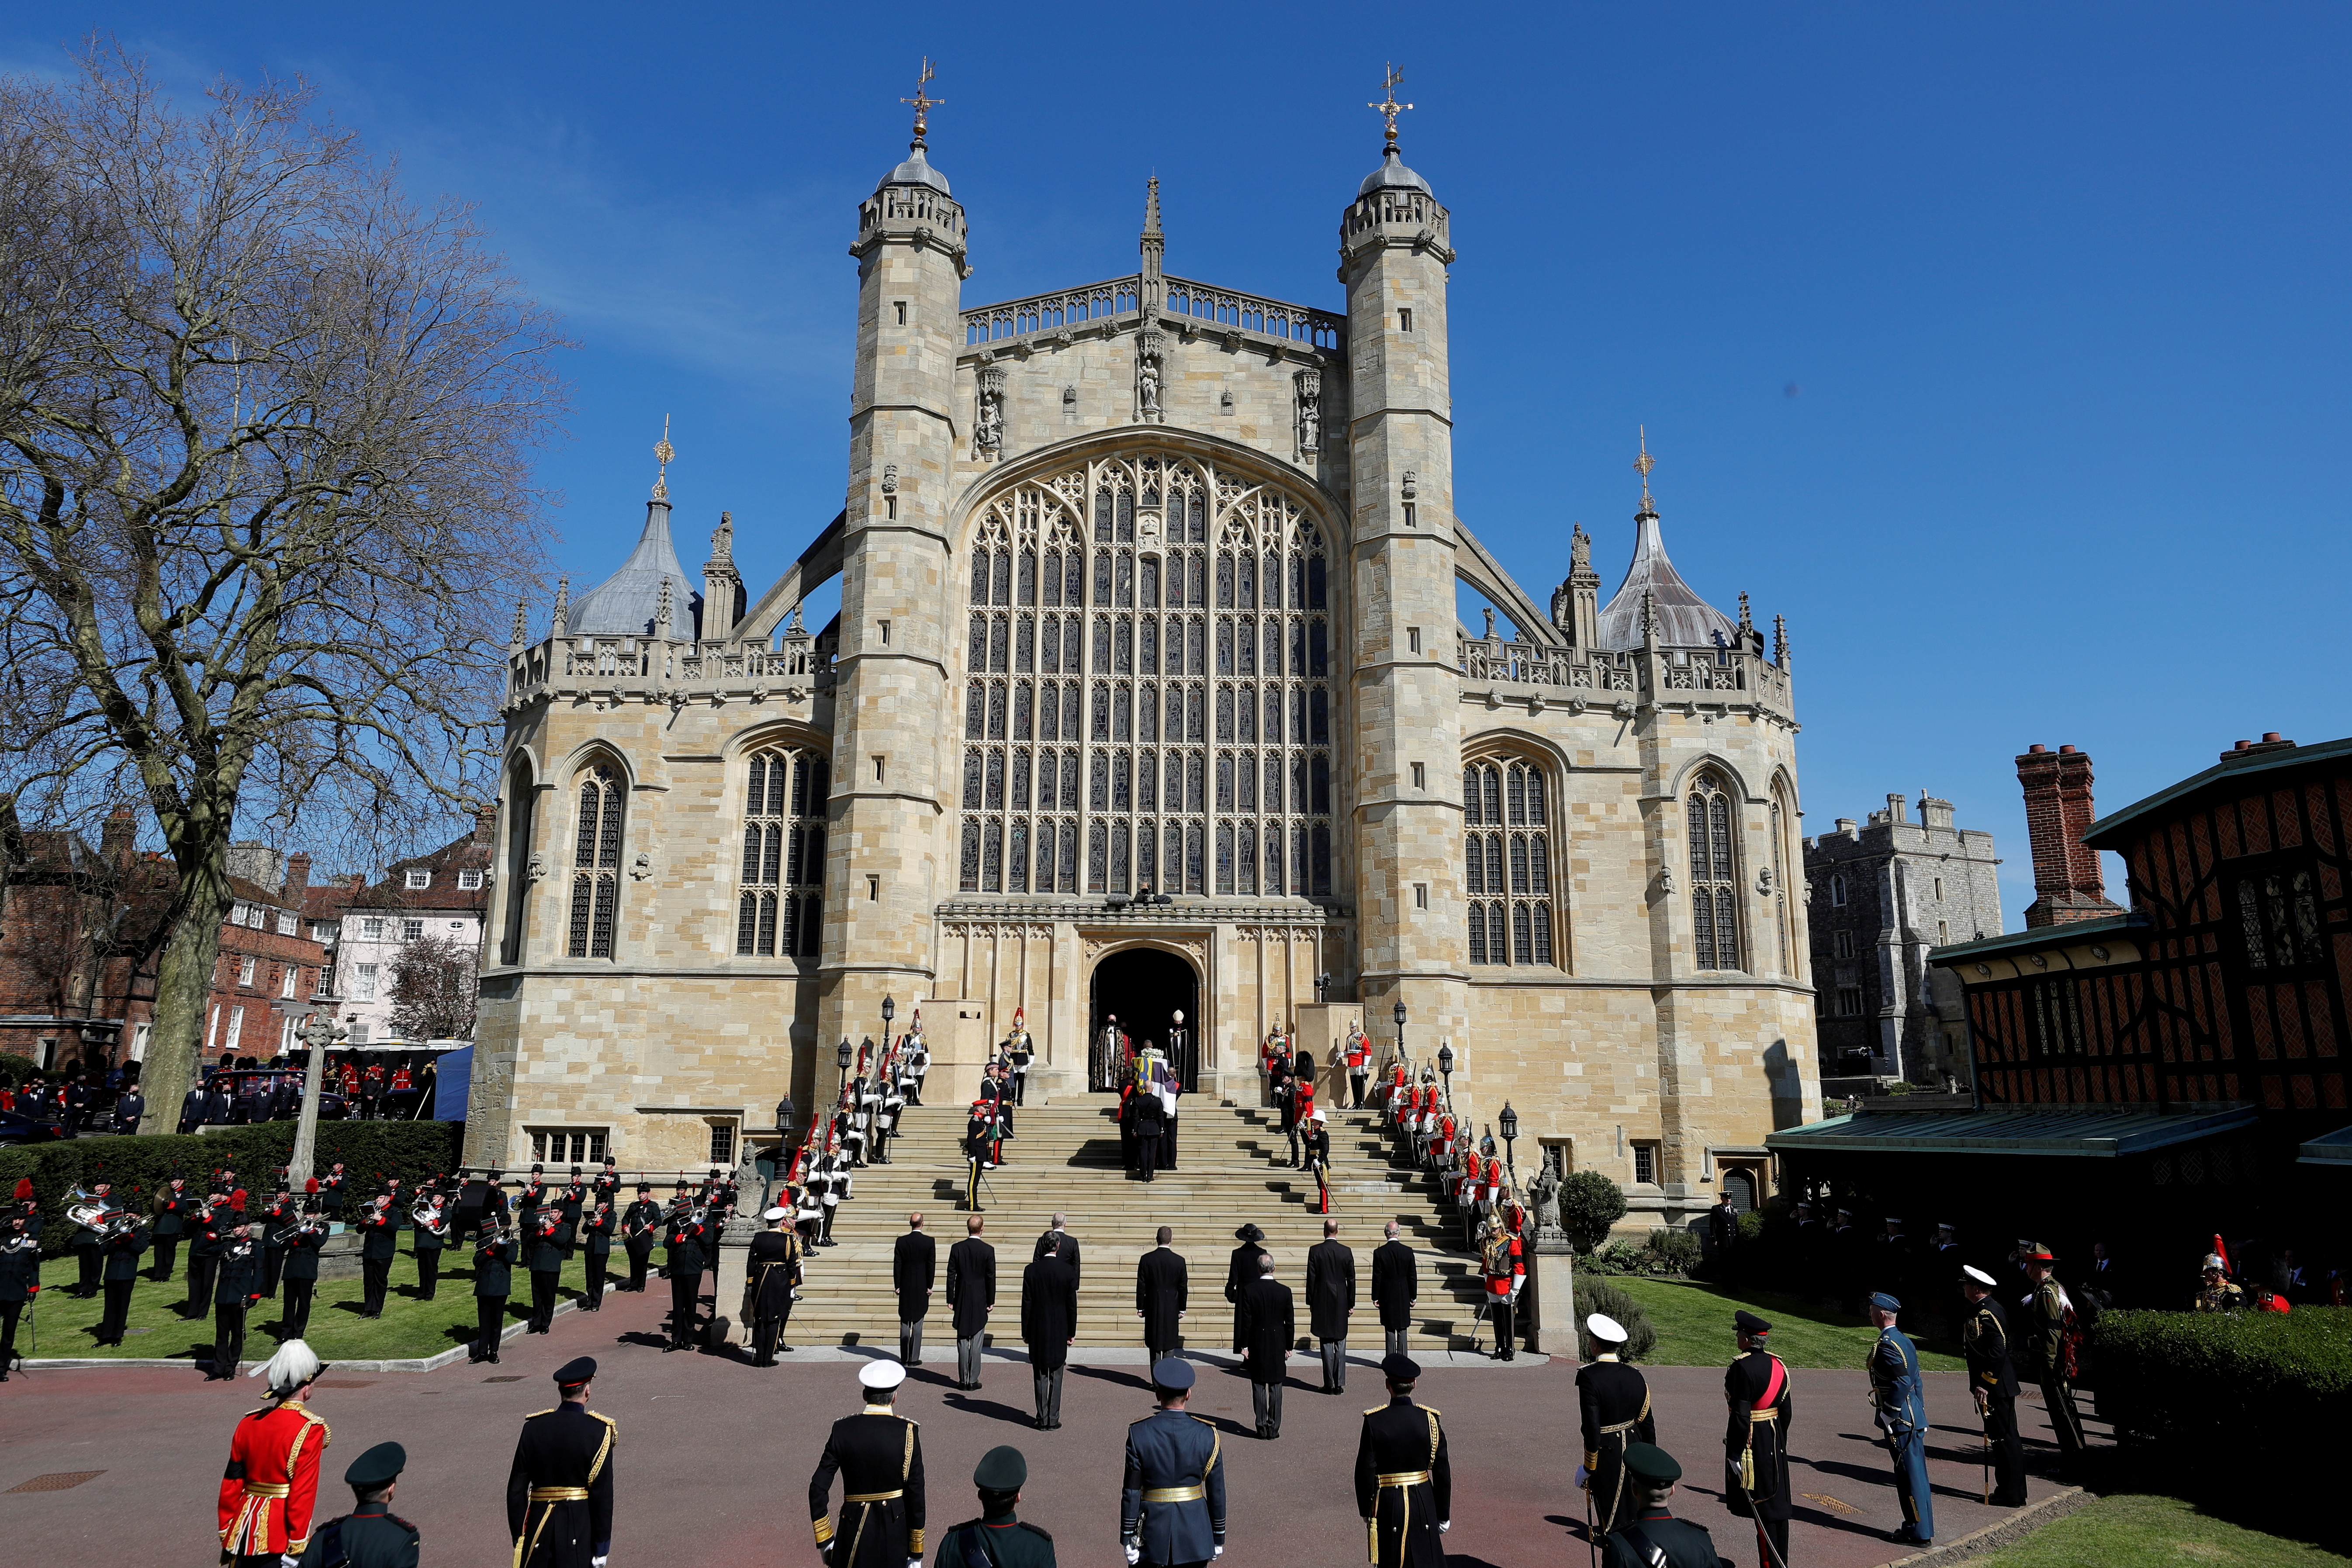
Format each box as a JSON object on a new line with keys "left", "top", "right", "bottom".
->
{"left": 1480, "top": 1208, "right": 1525, "bottom": 1361}
{"left": 218, "top": 1340, "right": 331, "bottom": 1566}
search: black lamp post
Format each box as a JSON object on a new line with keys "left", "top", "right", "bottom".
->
{"left": 881, "top": 993, "right": 896, "bottom": 1046}
{"left": 1315, "top": 972, "right": 1329, "bottom": 1003}
{"left": 1436, "top": 1041, "right": 1455, "bottom": 1108}
{"left": 1498, "top": 1101, "right": 1520, "bottom": 1183}
{"left": 1392, "top": 998, "right": 1408, "bottom": 1066}
{"left": 835, "top": 1037, "right": 853, "bottom": 1102}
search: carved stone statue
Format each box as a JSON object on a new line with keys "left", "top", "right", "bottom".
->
{"left": 1134, "top": 331, "right": 1165, "bottom": 425}
{"left": 1293, "top": 368, "right": 1321, "bottom": 462}
{"left": 1530, "top": 1147, "right": 1563, "bottom": 1233}
{"left": 975, "top": 367, "right": 1006, "bottom": 456}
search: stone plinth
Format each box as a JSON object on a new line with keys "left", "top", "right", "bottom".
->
{"left": 718, "top": 1214, "right": 758, "bottom": 1345}
{"left": 1292, "top": 1002, "right": 1366, "bottom": 1105}
{"left": 1527, "top": 1242, "right": 1576, "bottom": 1356}
{"left": 925, "top": 1000, "right": 993, "bottom": 1109}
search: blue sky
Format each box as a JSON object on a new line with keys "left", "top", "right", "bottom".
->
{"left": 11, "top": 3, "right": 2347, "bottom": 916}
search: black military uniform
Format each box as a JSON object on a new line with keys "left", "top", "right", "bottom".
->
{"left": 298, "top": 1440, "right": 422, "bottom": 1568}
{"left": 1604, "top": 1444, "right": 1730, "bottom": 1568}
{"left": 747, "top": 1221, "right": 802, "bottom": 1366}
{"left": 474, "top": 1225, "right": 517, "bottom": 1364}
{"left": 1721, "top": 1312, "right": 1792, "bottom": 1568}
{"left": 621, "top": 1186, "right": 660, "bottom": 1291}
{"left": 506, "top": 1358, "right": 617, "bottom": 1568}
{"left": 1577, "top": 1319, "right": 1656, "bottom": 1538}
{"left": 526, "top": 1209, "right": 571, "bottom": 1334}
{"left": 152, "top": 1179, "right": 193, "bottom": 1280}
{"left": 71, "top": 1184, "right": 115, "bottom": 1296}
{"left": 211, "top": 1231, "right": 262, "bottom": 1379}
{"left": 937, "top": 1444, "right": 1054, "bottom": 1568}
{"left": 96, "top": 1220, "right": 149, "bottom": 1345}
{"left": 356, "top": 1198, "right": 398, "bottom": 1318}
{"left": 1961, "top": 1268, "right": 2028, "bottom": 1506}
{"left": 808, "top": 1363, "right": 927, "bottom": 1567}
{"left": 0, "top": 1212, "right": 40, "bottom": 1378}
{"left": 412, "top": 1198, "right": 448, "bottom": 1301}
{"left": 1352, "top": 1354, "right": 1451, "bottom": 1568}
{"left": 280, "top": 1211, "right": 327, "bottom": 1341}
{"left": 579, "top": 1203, "right": 612, "bottom": 1309}
{"left": 662, "top": 1203, "right": 707, "bottom": 1351}
{"left": 258, "top": 1192, "right": 293, "bottom": 1298}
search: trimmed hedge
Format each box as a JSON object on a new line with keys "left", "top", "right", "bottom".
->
{"left": 0, "top": 1121, "right": 462, "bottom": 1257}
{"left": 2093, "top": 1307, "right": 2352, "bottom": 1483}
{"left": 1575, "top": 1278, "right": 1659, "bottom": 1362}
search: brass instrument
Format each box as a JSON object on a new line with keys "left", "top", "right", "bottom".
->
{"left": 270, "top": 1215, "right": 325, "bottom": 1248}
{"left": 411, "top": 1199, "right": 442, "bottom": 1231}
{"left": 63, "top": 1184, "right": 139, "bottom": 1243}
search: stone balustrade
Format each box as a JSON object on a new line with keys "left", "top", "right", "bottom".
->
{"left": 504, "top": 629, "right": 836, "bottom": 712}
{"left": 1456, "top": 634, "right": 1794, "bottom": 717}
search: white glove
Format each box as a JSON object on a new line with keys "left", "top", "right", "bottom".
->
{"left": 281, "top": 1556, "right": 301, "bottom": 1568}
{"left": 593, "top": 1558, "right": 609, "bottom": 1568}
{"left": 1125, "top": 1544, "right": 1142, "bottom": 1566}
{"left": 1213, "top": 1549, "right": 1224, "bottom": 1560}
{"left": 1573, "top": 1464, "right": 1589, "bottom": 1488}
{"left": 1439, "top": 1521, "right": 1451, "bottom": 1534}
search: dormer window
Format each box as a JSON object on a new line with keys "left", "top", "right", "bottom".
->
{"left": 405, "top": 870, "right": 432, "bottom": 890}
{"left": 457, "top": 869, "right": 484, "bottom": 891}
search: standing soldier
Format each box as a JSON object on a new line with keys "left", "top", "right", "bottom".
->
{"left": 1722, "top": 1311, "right": 1792, "bottom": 1568}
{"left": 662, "top": 1194, "right": 707, "bottom": 1352}
{"left": 153, "top": 1174, "right": 193, "bottom": 1281}
{"left": 318, "top": 1163, "right": 348, "bottom": 1223}
{"left": 412, "top": 1191, "right": 449, "bottom": 1302}
{"left": 472, "top": 1218, "right": 516, "bottom": 1365}
{"left": 892, "top": 1212, "right": 936, "bottom": 1367}
{"left": 1577, "top": 1313, "right": 1655, "bottom": 1540}
{"left": 621, "top": 1182, "right": 660, "bottom": 1292}
{"left": 70, "top": 1178, "right": 114, "bottom": 1297}
{"left": 1602, "top": 1444, "right": 1728, "bottom": 1568}
{"left": 217, "top": 1340, "right": 330, "bottom": 1565}
{"left": 579, "top": 1197, "right": 612, "bottom": 1311}
{"left": 1121, "top": 1358, "right": 1228, "bottom": 1568}
{"left": 211, "top": 1222, "right": 264, "bottom": 1380}
{"left": 1480, "top": 1209, "right": 1523, "bottom": 1360}
{"left": 1, "top": 1198, "right": 42, "bottom": 1379}
{"left": 280, "top": 1195, "right": 327, "bottom": 1343}
{"left": 1371, "top": 1219, "right": 1418, "bottom": 1357}
{"left": 1136, "top": 1226, "right": 1188, "bottom": 1363}
{"left": 948, "top": 1214, "right": 996, "bottom": 1391}
{"left": 937, "top": 1446, "right": 1054, "bottom": 1568}
{"left": 1352, "top": 1353, "right": 1450, "bottom": 1568}
{"left": 747, "top": 1205, "right": 802, "bottom": 1366}
{"left": 2020, "top": 1243, "right": 2086, "bottom": 1466}
{"left": 259, "top": 1185, "right": 294, "bottom": 1299}
{"left": 1864, "top": 1292, "right": 1933, "bottom": 1548}
{"left": 524, "top": 1204, "right": 569, "bottom": 1334}
{"left": 1302, "top": 1109, "right": 1334, "bottom": 1213}
{"left": 297, "top": 1440, "right": 419, "bottom": 1568}
{"left": 506, "top": 1357, "right": 616, "bottom": 1568}
{"left": 1345, "top": 1022, "right": 1372, "bottom": 1110}
{"left": 95, "top": 1209, "right": 149, "bottom": 1347}
{"left": 808, "top": 1361, "right": 927, "bottom": 1567}
{"left": 1961, "top": 1264, "right": 2028, "bottom": 1506}
{"left": 356, "top": 1194, "right": 397, "bottom": 1319}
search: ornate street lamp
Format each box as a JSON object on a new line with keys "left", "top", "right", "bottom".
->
{"left": 1436, "top": 1042, "right": 1455, "bottom": 1108}
{"left": 1314, "top": 972, "right": 1329, "bottom": 1003}
{"left": 836, "top": 1037, "right": 854, "bottom": 1102}
{"left": 1498, "top": 1101, "right": 1520, "bottom": 1182}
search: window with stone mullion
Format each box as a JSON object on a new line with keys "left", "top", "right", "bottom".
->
{"left": 736, "top": 747, "right": 827, "bottom": 958}
{"left": 1462, "top": 757, "right": 1556, "bottom": 966}
{"left": 1687, "top": 775, "right": 1743, "bottom": 971}
{"left": 567, "top": 764, "right": 623, "bottom": 959}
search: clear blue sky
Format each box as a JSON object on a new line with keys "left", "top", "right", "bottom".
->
{"left": 11, "top": 3, "right": 2348, "bottom": 917}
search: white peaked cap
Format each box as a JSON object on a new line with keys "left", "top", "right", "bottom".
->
{"left": 860, "top": 1359, "right": 908, "bottom": 1391}
{"left": 1586, "top": 1312, "right": 1628, "bottom": 1344}
{"left": 1962, "top": 1264, "right": 1997, "bottom": 1287}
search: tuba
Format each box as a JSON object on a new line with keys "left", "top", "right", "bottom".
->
{"left": 411, "top": 1199, "right": 439, "bottom": 1230}
{"left": 64, "top": 1184, "right": 133, "bottom": 1240}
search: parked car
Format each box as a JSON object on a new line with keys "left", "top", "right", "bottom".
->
{"left": 0, "top": 1103, "right": 68, "bottom": 1144}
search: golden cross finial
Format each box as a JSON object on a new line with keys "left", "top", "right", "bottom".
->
{"left": 652, "top": 413, "right": 675, "bottom": 501}
{"left": 1369, "top": 62, "right": 1412, "bottom": 152}
{"left": 1633, "top": 425, "right": 1656, "bottom": 512}
{"left": 902, "top": 57, "right": 944, "bottom": 148}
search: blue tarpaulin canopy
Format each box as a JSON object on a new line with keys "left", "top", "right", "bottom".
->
{"left": 433, "top": 1046, "right": 472, "bottom": 1121}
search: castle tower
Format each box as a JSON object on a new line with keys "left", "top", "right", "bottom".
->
{"left": 823, "top": 75, "right": 970, "bottom": 1064}
{"left": 1339, "top": 80, "right": 1470, "bottom": 1071}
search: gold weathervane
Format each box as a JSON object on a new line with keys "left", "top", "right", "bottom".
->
{"left": 1633, "top": 425, "right": 1656, "bottom": 513}
{"left": 903, "top": 57, "right": 944, "bottom": 148}
{"left": 653, "top": 414, "right": 675, "bottom": 501}
{"left": 1369, "top": 62, "right": 1412, "bottom": 152}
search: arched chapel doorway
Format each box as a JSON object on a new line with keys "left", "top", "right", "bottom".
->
{"left": 1088, "top": 947, "right": 1200, "bottom": 1093}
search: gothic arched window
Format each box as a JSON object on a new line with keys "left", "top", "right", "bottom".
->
{"left": 737, "top": 746, "right": 828, "bottom": 957}
{"left": 567, "top": 763, "right": 623, "bottom": 959}
{"left": 958, "top": 453, "right": 1334, "bottom": 898}
{"left": 1463, "top": 755, "right": 1556, "bottom": 966}
{"left": 1688, "top": 772, "right": 1741, "bottom": 971}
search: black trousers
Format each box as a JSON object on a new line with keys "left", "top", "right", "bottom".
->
{"left": 754, "top": 1313, "right": 788, "bottom": 1366}
{"left": 626, "top": 1243, "right": 652, "bottom": 1290}
{"left": 584, "top": 1254, "right": 606, "bottom": 1309}
{"left": 75, "top": 1244, "right": 100, "bottom": 1295}
{"left": 1489, "top": 1294, "right": 1516, "bottom": 1357}
{"left": 669, "top": 1271, "right": 699, "bottom": 1346}
{"left": 186, "top": 1255, "right": 218, "bottom": 1319}
{"left": 281, "top": 1279, "right": 315, "bottom": 1340}
{"left": 529, "top": 1269, "right": 560, "bottom": 1332}
{"left": 1137, "top": 1133, "right": 1159, "bottom": 1181}
{"left": 1350, "top": 1071, "right": 1369, "bottom": 1108}
{"left": 150, "top": 1236, "right": 178, "bottom": 1280}
{"left": 100, "top": 1279, "right": 134, "bottom": 1343}
{"left": 474, "top": 1295, "right": 506, "bottom": 1359}
{"left": 212, "top": 1303, "right": 246, "bottom": 1375}
{"left": 1743, "top": 1516, "right": 1790, "bottom": 1568}
{"left": 0, "top": 1299, "right": 20, "bottom": 1369}
{"left": 360, "top": 1257, "right": 391, "bottom": 1316}
{"left": 1982, "top": 1393, "right": 2029, "bottom": 1504}
{"left": 416, "top": 1249, "right": 440, "bottom": 1300}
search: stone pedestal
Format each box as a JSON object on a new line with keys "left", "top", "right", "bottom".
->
{"left": 925, "top": 1000, "right": 993, "bottom": 1109}
{"left": 718, "top": 1214, "right": 758, "bottom": 1346}
{"left": 1293, "top": 1002, "right": 1366, "bottom": 1105}
{"left": 1527, "top": 1240, "right": 1576, "bottom": 1357}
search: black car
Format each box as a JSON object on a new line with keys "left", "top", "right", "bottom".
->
{"left": 0, "top": 1102, "right": 68, "bottom": 1144}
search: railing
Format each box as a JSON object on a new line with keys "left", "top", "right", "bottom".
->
{"left": 508, "top": 634, "right": 837, "bottom": 705}
{"left": 965, "top": 276, "right": 1141, "bottom": 345}
{"left": 1456, "top": 636, "right": 1794, "bottom": 709}
{"left": 1162, "top": 276, "right": 1343, "bottom": 350}
{"left": 860, "top": 185, "right": 965, "bottom": 241}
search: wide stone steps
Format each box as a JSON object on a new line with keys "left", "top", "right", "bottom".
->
{"left": 774, "top": 1102, "right": 1498, "bottom": 1351}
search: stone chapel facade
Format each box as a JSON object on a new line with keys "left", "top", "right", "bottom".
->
{"left": 465, "top": 110, "right": 1821, "bottom": 1217}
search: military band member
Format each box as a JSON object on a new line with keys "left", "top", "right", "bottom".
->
{"left": 1865, "top": 1292, "right": 1932, "bottom": 1547}
{"left": 1370, "top": 1219, "right": 1417, "bottom": 1358}
{"left": 1604, "top": 1444, "right": 1728, "bottom": 1568}
{"left": 620, "top": 1183, "right": 660, "bottom": 1292}
{"left": 0, "top": 1200, "right": 41, "bottom": 1379}
{"left": 153, "top": 1174, "right": 194, "bottom": 1280}
{"left": 259, "top": 1186, "right": 294, "bottom": 1298}
{"left": 219, "top": 1340, "right": 331, "bottom": 1565}
{"left": 280, "top": 1198, "right": 328, "bottom": 1342}
{"left": 748, "top": 1205, "right": 803, "bottom": 1366}
{"left": 1578, "top": 1312, "right": 1656, "bottom": 1537}
{"left": 506, "top": 1356, "right": 616, "bottom": 1568}
{"left": 2021, "top": 1244, "right": 2086, "bottom": 1464}
{"left": 96, "top": 1211, "right": 149, "bottom": 1346}
{"left": 578, "top": 1199, "right": 612, "bottom": 1310}
{"left": 297, "top": 1440, "right": 420, "bottom": 1568}
{"left": 356, "top": 1195, "right": 397, "bottom": 1319}
{"left": 1722, "top": 1311, "right": 1791, "bottom": 1568}
{"left": 318, "top": 1163, "right": 347, "bottom": 1222}
{"left": 663, "top": 1195, "right": 707, "bottom": 1352}
{"left": 212, "top": 1222, "right": 265, "bottom": 1379}
{"left": 473, "top": 1219, "right": 516, "bottom": 1365}
{"left": 809, "top": 1360, "right": 927, "bottom": 1567}
{"left": 526, "top": 1204, "right": 570, "bottom": 1334}
{"left": 1121, "top": 1358, "right": 1228, "bottom": 1568}
{"left": 1137, "top": 1226, "right": 1189, "bottom": 1362}
{"left": 1961, "top": 1264, "right": 2028, "bottom": 1506}
{"left": 413, "top": 1192, "right": 449, "bottom": 1301}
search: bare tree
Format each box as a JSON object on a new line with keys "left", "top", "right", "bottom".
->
{"left": 387, "top": 933, "right": 479, "bottom": 1042}
{"left": 0, "top": 48, "right": 565, "bottom": 1133}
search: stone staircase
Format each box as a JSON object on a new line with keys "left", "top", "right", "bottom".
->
{"left": 779, "top": 1100, "right": 1497, "bottom": 1353}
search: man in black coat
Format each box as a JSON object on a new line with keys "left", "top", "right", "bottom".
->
{"left": 0, "top": 1205, "right": 37, "bottom": 1379}
{"left": 111, "top": 1085, "right": 144, "bottom": 1136}
{"left": 809, "top": 1361, "right": 927, "bottom": 1566}
{"left": 661, "top": 1200, "right": 707, "bottom": 1352}
{"left": 356, "top": 1194, "right": 399, "bottom": 1318}
{"left": 1225, "top": 1223, "right": 1267, "bottom": 1306}
{"left": 1722, "top": 1310, "right": 1792, "bottom": 1568}
{"left": 507, "top": 1357, "right": 617, "bottom": 1568}
{"left": 1371, "top": 1219, "right": 1418, "bottom": 1357}
{"left": 747, "top": 1206, "right": 802, "bottom": 1366}
{"left": 1020, "top": 1233, "right": 1079, "bottom": 1430}
{"left": 1132, "top": 1090, "right": 1165, "bottom": 1181}
{"left": 947, "top": 1215, "right": 996, "bottom": 1390}
{"left": 1135, "top": 1227, "right": 1188, "bottom": 1361}
{"left": 1578, "top": 1312, "right": 1657, "bottom": 1538}
{"left": 1234, "top": 1253, "right": 1296, "bottom": 1440}
{"left": 1306, "top": 1218, "right": 1357, "bottom": 1394}
{"left": 209, "top": 1223, "right": 263, "bottom": 1380}
{"left": 473, "top": 1221, "right": 516, "bottom": 1365}
{"left": 1042, "top": 1214, "right": 1080, "bottom": 1285}
{"left": 893, "top": 1212, "right": 937, "bottom": 1366}
{"left": 280, "top": 1206, "right": 326, "bottom": 1342}
{"left": 95, "top": 1216, "right": 149, "bottom": 1345}
{"left": 184, "top": 1197, "right": 225, "bottom": 1321}
{"left": 1353, "top": 1353, "right": 1451, "bottom": 1568}
{"left": 151, "top": 1176, "right": 193, "bottom": 1281}
{"left": 1960, "top": 1264, "right": 2028, "bottom": 1506}
{"left": 525, "top": 1206, "right": 571, "bottom": 1334}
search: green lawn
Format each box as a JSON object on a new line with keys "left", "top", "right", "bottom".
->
{"left": 19, "top": 1245, "right": 611, "bottom": 1363}
{"left": 1978, "top": 1493, "right": 2352, "bottom": 1567}
{"left": 1605, "top": 1276, "right": 1966, "bottom": 1371}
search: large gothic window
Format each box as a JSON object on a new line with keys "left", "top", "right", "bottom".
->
{"left": 1463, "top": 756, "right": 1556, "bottom": 965}
{"left": 737, "top": 746, "right": 827, "bottom": 957}
{"left": 958, "top": 452, "right": 1334, "bottom": 898}
{"left": 1688, "top": 772, "right": 1742, "bottom": 971}
{"left": 567, "top": 763, "right": 623, "bottom": 959}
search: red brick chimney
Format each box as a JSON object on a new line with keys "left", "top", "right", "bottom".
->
{"left": 282, "top": 852, "right": 311, "bottom": 901}
{"left": 100, "top": 805, "right": 137, "bottom": 867}
{"left": 473, "top": 805, "right": 496, "bottom": 846}
{"left": 2016, "top": 743, "right": 2123, "bottom": 928}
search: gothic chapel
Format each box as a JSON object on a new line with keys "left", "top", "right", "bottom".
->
{"left": 468, "top": 88, "right": 1820, "bottom": 1222}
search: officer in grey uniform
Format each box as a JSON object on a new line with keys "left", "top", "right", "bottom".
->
{"left": 1120, "top": 1357, "right": 1228, "bottom": 1568}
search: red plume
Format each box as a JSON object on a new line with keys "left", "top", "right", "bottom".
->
{"left": 229, "top": 1188, "right": 248, "bottom": 1210}
{"left": 2212, "top": 1233, "right": 2232, "bottom": 1274}
{"left": 11, "top": 1178, "right": 30, "bottom": 1201}
{"left": 306, "top": 1178, "right": 319, "bottom": 1194}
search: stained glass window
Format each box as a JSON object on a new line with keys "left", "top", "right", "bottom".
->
{"left": 1463, "top": 757, "right": 1557, "bottom": 966}
{"left": 737, "top": 747, "right": 828, "bottom": 957}
{"left": 567, "top": 764, "right": 623, "bottom": 959}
